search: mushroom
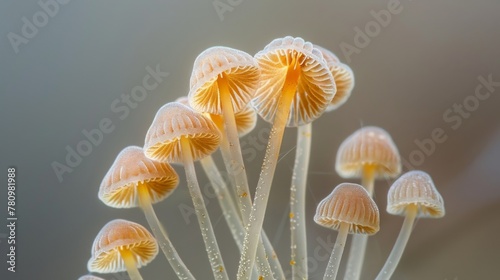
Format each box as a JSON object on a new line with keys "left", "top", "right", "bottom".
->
{"left": 188, "top": 46, "right": 259, "bottom": 224}
{"left": 144, "top": 102, "right": 229, "bottom": 280}
{"left": 335, "top": 126, "right": 401, "bottom": 280}
{"left": 98, "top": 146, "right": 194, "bottom": 279}
{"left": 238, "top": 36, "right": 336, "bottom": 280}
{"left": 87, "top": 219, "right": 158, "bottom": 280}
{"left": 375, "top": 171, "right": 445, "bottom": 280}
{"left": 314, "top": 183, "right": 379, "bottom": 280}
{"left": 177, "top": 96, "right": 283, "bottom": 279}
{"left": 78, "top": 275, "right": 105, "bottom": 280}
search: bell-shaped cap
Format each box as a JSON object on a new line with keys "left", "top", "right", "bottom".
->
{"left": 315, "top": 45, "right": 355, "bottom": 112}
{"left": 252, "top": 36, "right": 336, "bottom": 127}
{"left": 189, "top": 46, "right": 260, "bottom": 115}
{"left": 98, "top": 146, "right": 179, "bottom": 208}
{"left": 314, "top": 183, "right": 380, "bottom": 235}
{"left": 144, "top": 102, "right": 221, "bottom": 163}
{"left": 87, "top": 219, "right": 158, "bottom": 274}
{"left": 336, "top": 126, "right": 401, "bottom": 179}
{"left": 387, "top": 170, "right": 445, "bottom": 218}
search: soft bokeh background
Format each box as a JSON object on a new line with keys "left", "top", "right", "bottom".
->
{"left": 1, "top": 0, "right": 499, "bottom": 279}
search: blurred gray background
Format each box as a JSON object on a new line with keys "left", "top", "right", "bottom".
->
{"left": 1, "top": 0, "right": 500, "bottom": 279}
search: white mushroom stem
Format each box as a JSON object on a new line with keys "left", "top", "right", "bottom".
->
{"left": 120, "top": 249, "right": 143, "bottom": 280}
{"left": 180, "top": 137, "right": 229, "bottom": 280}
{"left": 375, "top": 204, "right": 418, "bottom": 280}
{"left": 200, "top": 156, "right": 284, "bottom": 279}
{"left": 138, "top": 185, "right": 195, "bottom": 280}
{"left": 238, "top": 62, "right": 301, "bottom": 280}
{"left": 210, "top": 111, "right": 285, "bottom": 279}
{"left": 217, "top": 75, "right": 252, "bottom": 217}
{"left": 324, "top": 223, "right": 350, "bottom": 280}
{"left": 290, "top": 123, "right": 312, "bottom": 279}
{"left": 343, "top": 165, "right": 376, "bottom": 280}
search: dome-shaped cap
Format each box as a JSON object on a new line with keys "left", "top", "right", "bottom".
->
{"left": 314, "top": 183, "right": 379, "bottom": 235}
{"left": 189, "top": 46, "right": 260, "bottom": 115}
{"left": 87, "top": 219, "right": 158, "bottom": 274}
{"left": 144, "top": 102, "right": 221, "bottom": 163}
{"left": 251, "top": 36, "right": 336, "bottom": 127}
{"left": 98, "top": 146, "right": 179, "bottom": 208}
{"left": 387, "top": 170, "right": 445, "bottom": 218}
{"left": 315, "top": 45, "right": 355, "bottom": 112}
{"left": 336, "top": 126, "right": 401, "bottom": 179}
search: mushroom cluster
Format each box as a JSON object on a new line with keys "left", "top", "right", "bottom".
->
{"left": 79, "top": 36, "right": 445, "bottom": 280}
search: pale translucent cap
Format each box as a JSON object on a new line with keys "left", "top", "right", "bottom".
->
{"left": 87, "top": 219, "right": 158, "bottom": 274}
{"left": 336, "top": 126, "right": 401, "bottom": 179}
{"left": 78, "top": 275, "right": 106, "bottom": 280}
{"left": 251, "top": 36, "right": 336, "bottom": 127}
{"left": 314, "top": 45, "right": 355, "bottom": 112}
{"left": 98, "top": 146, "right": 179, "bottom": 208}
{"left": 387, "top": 170, "right": 445, "bottom": 218}
{"left": 144, "top": 102, "right": 221, "bottom": 163}
{"left": 314, "top": 183, "right": 380, "bottom": 235}
{"left": 177, "top": 96, "right": 256, "bottom": 137}
{"left": 189, "top": 46, "right": 260, "bottom": 115}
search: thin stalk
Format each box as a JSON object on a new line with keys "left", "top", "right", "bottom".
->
{"left": 238, "top": 62, "right": 301, "bottom": 280}
{"left": 290, "top": 123, "right": 312, "bottom": 280}
{"left": 120, "top": 249, "right": 143, "bottom": 280}
{"left": 180, "top": 137, "right": 229, "bottom": 280}
{"left": 375, "top": 204, "right": 418, "bottom": 280}
{"left": 323, "top": 223, "right": 350, "bottom": 280}
{"left": 202, "top": 149, "right": 282, "bottom": 279}
{"left": 212, "top": 113, "right": 285, "bottom": 279}
{"left": 343, "top": 165, "right": 376, "bottom": 280}
{"left": 137, "top": 185, "right": 195, "bottom": 280}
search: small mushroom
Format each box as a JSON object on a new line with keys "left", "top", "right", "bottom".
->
{"left": 87, "top": 219, "right": 158, "bottom": 280}
{"left": 336, "top": 126, "right": 401, "bottom": 195}
{"left": 98, "top": 146, "right": 194, "bottom": 279}
{"left": 239, "top": 36, "right": 336, "bottom": 280}
{"left": 336, "top": 126, "right": 400, "bottom": 280}
{"left": 375, "top": 171, "right": 445, "bottom": 280}
{"left": 144, "top": 102, "right": 229, "bottom": 280}
{"left": 188, "top": 47, "right": 259, "bottom": 224}
{"left": 314, "top": 183, "right": 379, "bottom": 280}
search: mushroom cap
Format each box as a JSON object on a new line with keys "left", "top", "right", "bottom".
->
{"left": 189, "top": 46, "right": 260, "bottom": 115}
{"left": 387, "top": 170, "right": 445, "bottom": 218}
{"left": 87, "top": 219, "right": 158, "bottom": 274}
{"left": 314, "top": 183, "right": 380, "bottom": 235}
{"left": 315, "top": 45, "right": 355, "bottom": 112}
{"left": 144, "top": 102, "right": 221, "bottom": 163}
{"left": 98, "top": 146, "right": 179, "bottom": 208}
{"left": 251, "top": 36, "right": 336, "bottom": 127}
{"left": 336, "top": 126, "right": 401, "bottom": 179}
{"left": 78, "top": 275, "right": 106, "bottom": 280}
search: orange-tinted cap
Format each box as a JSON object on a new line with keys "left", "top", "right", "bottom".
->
{"left": 98, "top": 146, "right": 179, "bottom": 208}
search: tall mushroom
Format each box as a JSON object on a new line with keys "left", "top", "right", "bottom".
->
{"left": 375, "top": 170, "right": 445, "bottom": 280}
{"left": 144, "top": 102, "right": 229, "bottom": 280}
{"left": 98, "top": 146, "right": 194, "bottom": 280}
{"left": 238, "top": 36, "right": 336, "bottom": 280}
{"left": 87, "top": 219, "right": 158, "bottom": 280}
{"left": 314, "top": 183, "right": 379, "bottom": 280}
{"left": 336, "top": 126, "right": 401, "bottom": 280}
